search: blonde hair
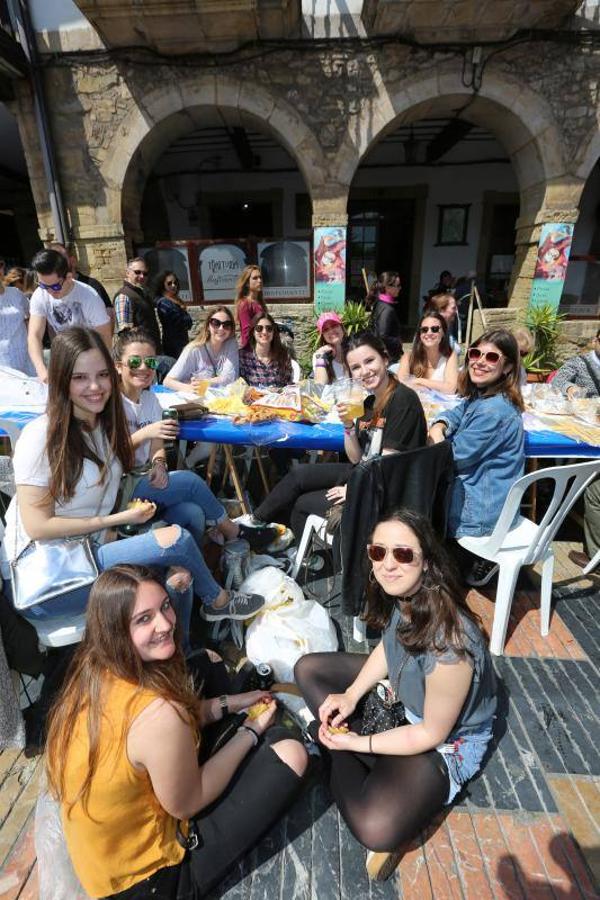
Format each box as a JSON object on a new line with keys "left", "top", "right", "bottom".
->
{"left": 512, "top": 326, "right": 534, "bottom": 355}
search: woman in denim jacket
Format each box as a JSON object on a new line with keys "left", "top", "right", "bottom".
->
{"left": 429, "top": 328, "right": 525, "bottom": 585}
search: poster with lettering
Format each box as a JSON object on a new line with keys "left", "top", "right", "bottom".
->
{"left": 258, "top": 241, "right": 311, "bottom": 299}
{"left": 199, "top": 243, "right": 248, "bottom": 301}
{"left": 529, "top": 223, "right": 574, "bottom": 311}
{"left": 313, "top": 226, "right": 346, "bottom": 314}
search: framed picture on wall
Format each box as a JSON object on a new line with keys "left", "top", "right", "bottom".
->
{"left": 436, "top": 205, "right": 470, "bottom": 246}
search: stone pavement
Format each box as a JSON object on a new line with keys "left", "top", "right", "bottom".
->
{"left": 0, "top": 541, "right": 598, "bottom": 899}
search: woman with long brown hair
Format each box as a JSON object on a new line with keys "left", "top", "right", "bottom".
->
{"left": 252, "top": 332, "right": 427, "bottom": 540}
{"left": 429, "top": 328, "right": 525, "bottom": 585}
{"left": 239, "top": 312, "right": 293, "bottom": 388}
{"left": 0, "top": 327, "right": 265, "bottom": 635}
{"left": 295, "top": 509, "right": 496, "bottom": 882}
{"left": 235, "top": 265, "right": 268, "bottom": 348}
{"left": 397, "top": 311, "right": 458, "bottom": 394}
{"left": 163, "top": 305, "right": 239, "bottom": 392}
{"left": 46, "top": 565, "right": 307, "bottom": 899}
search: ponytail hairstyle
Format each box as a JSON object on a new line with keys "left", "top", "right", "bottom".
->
{"left": 342, "top": 330, "right": 397, "bottom": 423}
{"left": 113, "top": 326, "right": 158, "bottom": 362}
{"left": 365, "top": 271, "right": 401, "bottom": 311}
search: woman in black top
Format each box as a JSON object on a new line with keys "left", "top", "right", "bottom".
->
{"left": 253, "top": 332, "right": 426, "bottom": 539}
{"left": 154, "top": 270, "right": 193, "bottom": 359}
{"left": 366, "top": 272, "right": 403, "bottom": 362}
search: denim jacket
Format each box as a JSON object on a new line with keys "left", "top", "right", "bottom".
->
{"left": 433, "top": 393, "right": 525, "bottom": 538}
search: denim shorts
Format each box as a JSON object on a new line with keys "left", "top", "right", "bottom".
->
{"left": 405, "top": 708, "right": 494, "bottom": 804}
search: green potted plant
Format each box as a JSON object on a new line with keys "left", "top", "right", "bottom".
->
{"left": 521, "top": 303, "right": 564, "bottom": 382}
{"left": 307, "top": 301, "right": 372, "bottom": 354}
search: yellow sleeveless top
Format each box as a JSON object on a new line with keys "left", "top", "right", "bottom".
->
{"left": 60, "top": 674, "right": 185, "bottom": 897}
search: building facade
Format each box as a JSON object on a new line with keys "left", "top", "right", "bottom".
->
{"left": 4, "top": 0, "right": 600, "bottom": 335}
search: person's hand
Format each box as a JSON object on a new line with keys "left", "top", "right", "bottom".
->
{"left": 318, "top": 723, "right": 361, "bottom": 752}
{"left": 336, "top": 400, "right": 354, "bottom": 427}
{"left": 316, "top": 345, "right": 334, "bottom": 361}
{"left": 120, "top": 500, "right": 157, "bottom": 525}
{"left": 148, "top": 460, "right": 169, "bottom": 489}
{"left": 566, "top": 385, "right": 583, "bottom": 401}
{"left": 166, "top": 566, "right": 191, "bottom": 592}
{"left": 428, "top": 423, "right": 446, "bottom": 445}
{"left": 318, "top": 690, "right": 357, "bottom": 728}
{"left": 231, "top": 690, "right": 273, "bottom": 714}
{"left": 243, "top": 698, "right": 277, "bottom": 735}
{"left": 143, "top": 419, "right": 179, "bottom": 441}
{"left": 326, "top": 484, "right": 347, "bottom": 505}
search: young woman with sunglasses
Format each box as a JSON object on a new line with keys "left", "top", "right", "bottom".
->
{"left": 295, "top": 509, "right": 496, "bottom": 882}
{"left": 154, "top": 270, "right": 192, "bottom": 360}
{"left": 163, "top": 306, "right": 239, "bottom": 393}
{"left": 365, "top": 271, "right": 403, "bottom": 361}
{"left": 397, "top": 312, "right": 458, "bottom": 394}
{"left": 115, "top": 327, "right": 277, "bottom": 551}
{"left": 235, "top": 265, "right": 268, "bottom": 348}
{"left": 252, "top": 332, "right": 426, "bottom": 540}
{"left": 46, "top": 565, "right": 307, "bottom": 900}
{"left": 429, "top": 329, "right": 525, "bottom": 583}
{"left": 239, "top": 312, "right": 293, "bottom": 388}
{"left": 0, "top": 327, "right": 265, "bottom": 639}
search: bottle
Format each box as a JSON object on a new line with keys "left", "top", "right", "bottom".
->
{"left": 162, "top": 407, "right": 179, "bottom": 450}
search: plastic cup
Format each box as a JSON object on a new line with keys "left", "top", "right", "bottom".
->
{"left": 194, "top": 379, "right": 209, "bottom": 397}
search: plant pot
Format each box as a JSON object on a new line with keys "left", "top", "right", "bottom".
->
{"left": 526, "top": 371, "right": 550, "bottom": 383}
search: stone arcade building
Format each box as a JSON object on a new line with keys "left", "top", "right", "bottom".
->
{"left": 5, "top": 1, "right": 600, "bottom": 339}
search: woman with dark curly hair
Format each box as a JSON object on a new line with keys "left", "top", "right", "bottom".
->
{"left": 295, "top": 508, "right": 496, "bottom": 882}
{"left": 154, "top": 270, "right": 192, "bottom": 360}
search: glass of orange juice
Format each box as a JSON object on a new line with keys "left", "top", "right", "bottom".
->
{"left": 194, "top": 378, "right": 210, "bottom": 398}
{"left": 334, "top": 379, "right": 364, "bottom": 421}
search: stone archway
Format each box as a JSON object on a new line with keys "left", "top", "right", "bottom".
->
{"left": 103, "top": 74, "right": 328, "bottom": 249}
{"left": 334, "top": 67, "right": 583, "bottom": 308}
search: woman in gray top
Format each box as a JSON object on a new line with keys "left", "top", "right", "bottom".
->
{"left": 295, "top": 509, "right": 496, "bottom": 882}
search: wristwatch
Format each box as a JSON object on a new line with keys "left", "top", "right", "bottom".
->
{"left": 219, "top": 694, "right": 229, "bottom": 717}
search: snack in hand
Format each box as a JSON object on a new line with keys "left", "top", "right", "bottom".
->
{"left": 247, "top": 701, "right": 271, "bottom": 720}
{"left": 328, "top": 724, "right": 349, "bottom": 735}
{"left": 127, "top": 499, "right": 153, "bottom": 509}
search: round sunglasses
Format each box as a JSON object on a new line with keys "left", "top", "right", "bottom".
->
{"left": 255, "top": 324, "right": 274, "bottom": 334}
{"left": 126, "top": 355, "right": 158, "bottom": 370}
{"left": 467, "top": 347, "right": 503, "bottom": 365}
{"left": 367, "top": 544, "right": 421, "bottom": 565}
{"left": 420, "top": 325, "right": 441, "bottom": 334}
{"left": 209, "top": 318, "right": 233, "bottom": 330}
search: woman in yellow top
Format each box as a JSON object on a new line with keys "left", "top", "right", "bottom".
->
{"left": 45, "top": 565, "right": 307, "bottom": 899}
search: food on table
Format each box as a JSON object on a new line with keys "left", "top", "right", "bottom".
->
{"left": 328, "top": 724, "right": 349, "bottom": 735}
{"left": 247, "top": 701, "right": 271, "bottom": 720}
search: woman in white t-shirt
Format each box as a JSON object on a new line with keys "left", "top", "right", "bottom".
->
{"left": 163, "top": 306, "right": 239, "bottom": 392}
{"left": 0, "top": 283, "right": 35, "bottom": 376}
{"left": 312, "top": 310, "right": 347, "bottom": 385}
{"left": 1, "top": 327, "right": 265, "bottom": 636}
{"left": 397, "top": 312, "right": 458, "bottom": 395}
{"left": 114, "top": 327, "right": 277, "bottom": 553}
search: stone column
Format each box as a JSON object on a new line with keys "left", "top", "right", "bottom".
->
{"left": 71, "top": 226, "right": 129, "bottom": 298}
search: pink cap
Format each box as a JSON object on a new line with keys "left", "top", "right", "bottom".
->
{"left": 316, "top": 311, "right": 343, "bottom": 335}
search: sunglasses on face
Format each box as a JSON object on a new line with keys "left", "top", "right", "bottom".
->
{"left": 165, "top": 280, "right": 178, "bottom": 287}
{"left": 130, "top": 269, "right": 147, "bottom": 277}
{"left": 39, "top": 278, "right": 64, "bottom": 292}
{"left": 367, "top": 544, "right": 421, "bottom": 565}
{"left": 420, "top": 325, "right": 441, "bottom": 335}
{"left": 126, "top": 355, "right": 158, "bottom": 370}
{"left": 255, "top": 324, "right": 274, "bottom": 334}
{"left": 467, "top": 347, "right": 503, "bottom": 365}
{"left": 209, "top": 318, "right": 233, "bottom": 330}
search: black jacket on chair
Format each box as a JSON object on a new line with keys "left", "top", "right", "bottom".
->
{"left": 340, "top": 441, "right": 454, "bottom": 616}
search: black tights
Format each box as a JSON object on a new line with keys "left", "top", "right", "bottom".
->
{"left": 295, "top": 652, "right": 450, "bottom": 852}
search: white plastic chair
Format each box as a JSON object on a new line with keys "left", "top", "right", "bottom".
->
{"left": 458, "top": 459, "right": 600, "bottom": 656}
{"left": 292, "top": 514, "right": 367, "bottom": 643}
{"left": 583, "top": 549, "right": 600, "bottom": 575}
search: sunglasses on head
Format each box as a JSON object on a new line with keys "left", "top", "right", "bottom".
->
{"left": 467, "top": 347, "right": 503, "bottom": 365}
{"left": 367, "top": 544, "right": 421, "bottom": 565}
{"left": 39, "top": 278, "right": 64, "bottom": 292}
{"left": 255, "top": 324, "right": 274, "bottom": 334}
{"left": 126, "top": 355, "right": 158, "bottom": 370}
{"left": 420, "top": 325, "right": 441, "bottom": 334}
{"left": 209, "top": 317, "right": 233, "bottom": 330}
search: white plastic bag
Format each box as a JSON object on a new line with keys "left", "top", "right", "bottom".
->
{"left": 243, "top": 566, "right": 338, "bottom": 683}
{"left": 35, "top": 786, "right": 91, "bottom": 900}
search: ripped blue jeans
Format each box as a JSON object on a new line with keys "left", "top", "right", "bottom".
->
{"left": 3, "top": 525, "right": 223, "bottom": 653}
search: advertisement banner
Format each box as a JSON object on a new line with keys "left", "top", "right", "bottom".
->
{"left": 529, "top": 223, "right": 574, "bottom": 311}
{"left": 198, "top": 243, "right": 248, "bottom": 301}
{"left": 257, "top": 240, "right": 311, "bottom": 299}
{"left": 313, "top": 226, "right": 346, "bottom": 314}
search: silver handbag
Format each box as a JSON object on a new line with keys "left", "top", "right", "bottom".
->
{"left": 9, "top": 536, "right": 99, "bottom": 611}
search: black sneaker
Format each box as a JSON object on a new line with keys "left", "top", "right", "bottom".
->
{"left": 201, "top": 590, "right": 265, "bottom": 622}
{"left": 465, "top": 558, "right": 499, "bottom": 588}
{"left": 236, "top": 523, "right": 279, "bottom": 552}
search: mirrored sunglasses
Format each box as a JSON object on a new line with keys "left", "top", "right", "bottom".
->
{"left": 255, "top": 324, "right": 274, "bottom": 334}
{"left": 467, "top": 347, "right": 502, "bottom": 365}
{"left": 367, "top": 544, "right": 421, "bottom": 565}
{"left": 39, "top": 278, "right": 64, "bottom": 292}
{"left": 209, "top": 318, "right": 233, "bottom": 330}
{"left": 126, "top": 355, "right": 158, "bottom": 370}
{"left": 420, "top": 325, "right": 441, "bottom": 334}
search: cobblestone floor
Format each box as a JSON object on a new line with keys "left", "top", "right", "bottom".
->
{"left": 0, "top": 541, "right": 598, "bottom": 899}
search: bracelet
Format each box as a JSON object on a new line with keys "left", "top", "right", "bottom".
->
{"left": 315, "top": 361, "right": 327, "bottom": 368}
{"left": 369, "top": 734, "right": 373, "bottom": 754}
{"left": 219, "top": 694, "right": 229, "bottom": 717}
{"left": 237, "top": 725, "right": 259, "bottom": 747}
{"left": 343, "top": 425, "right": 354, "bottom": 435}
